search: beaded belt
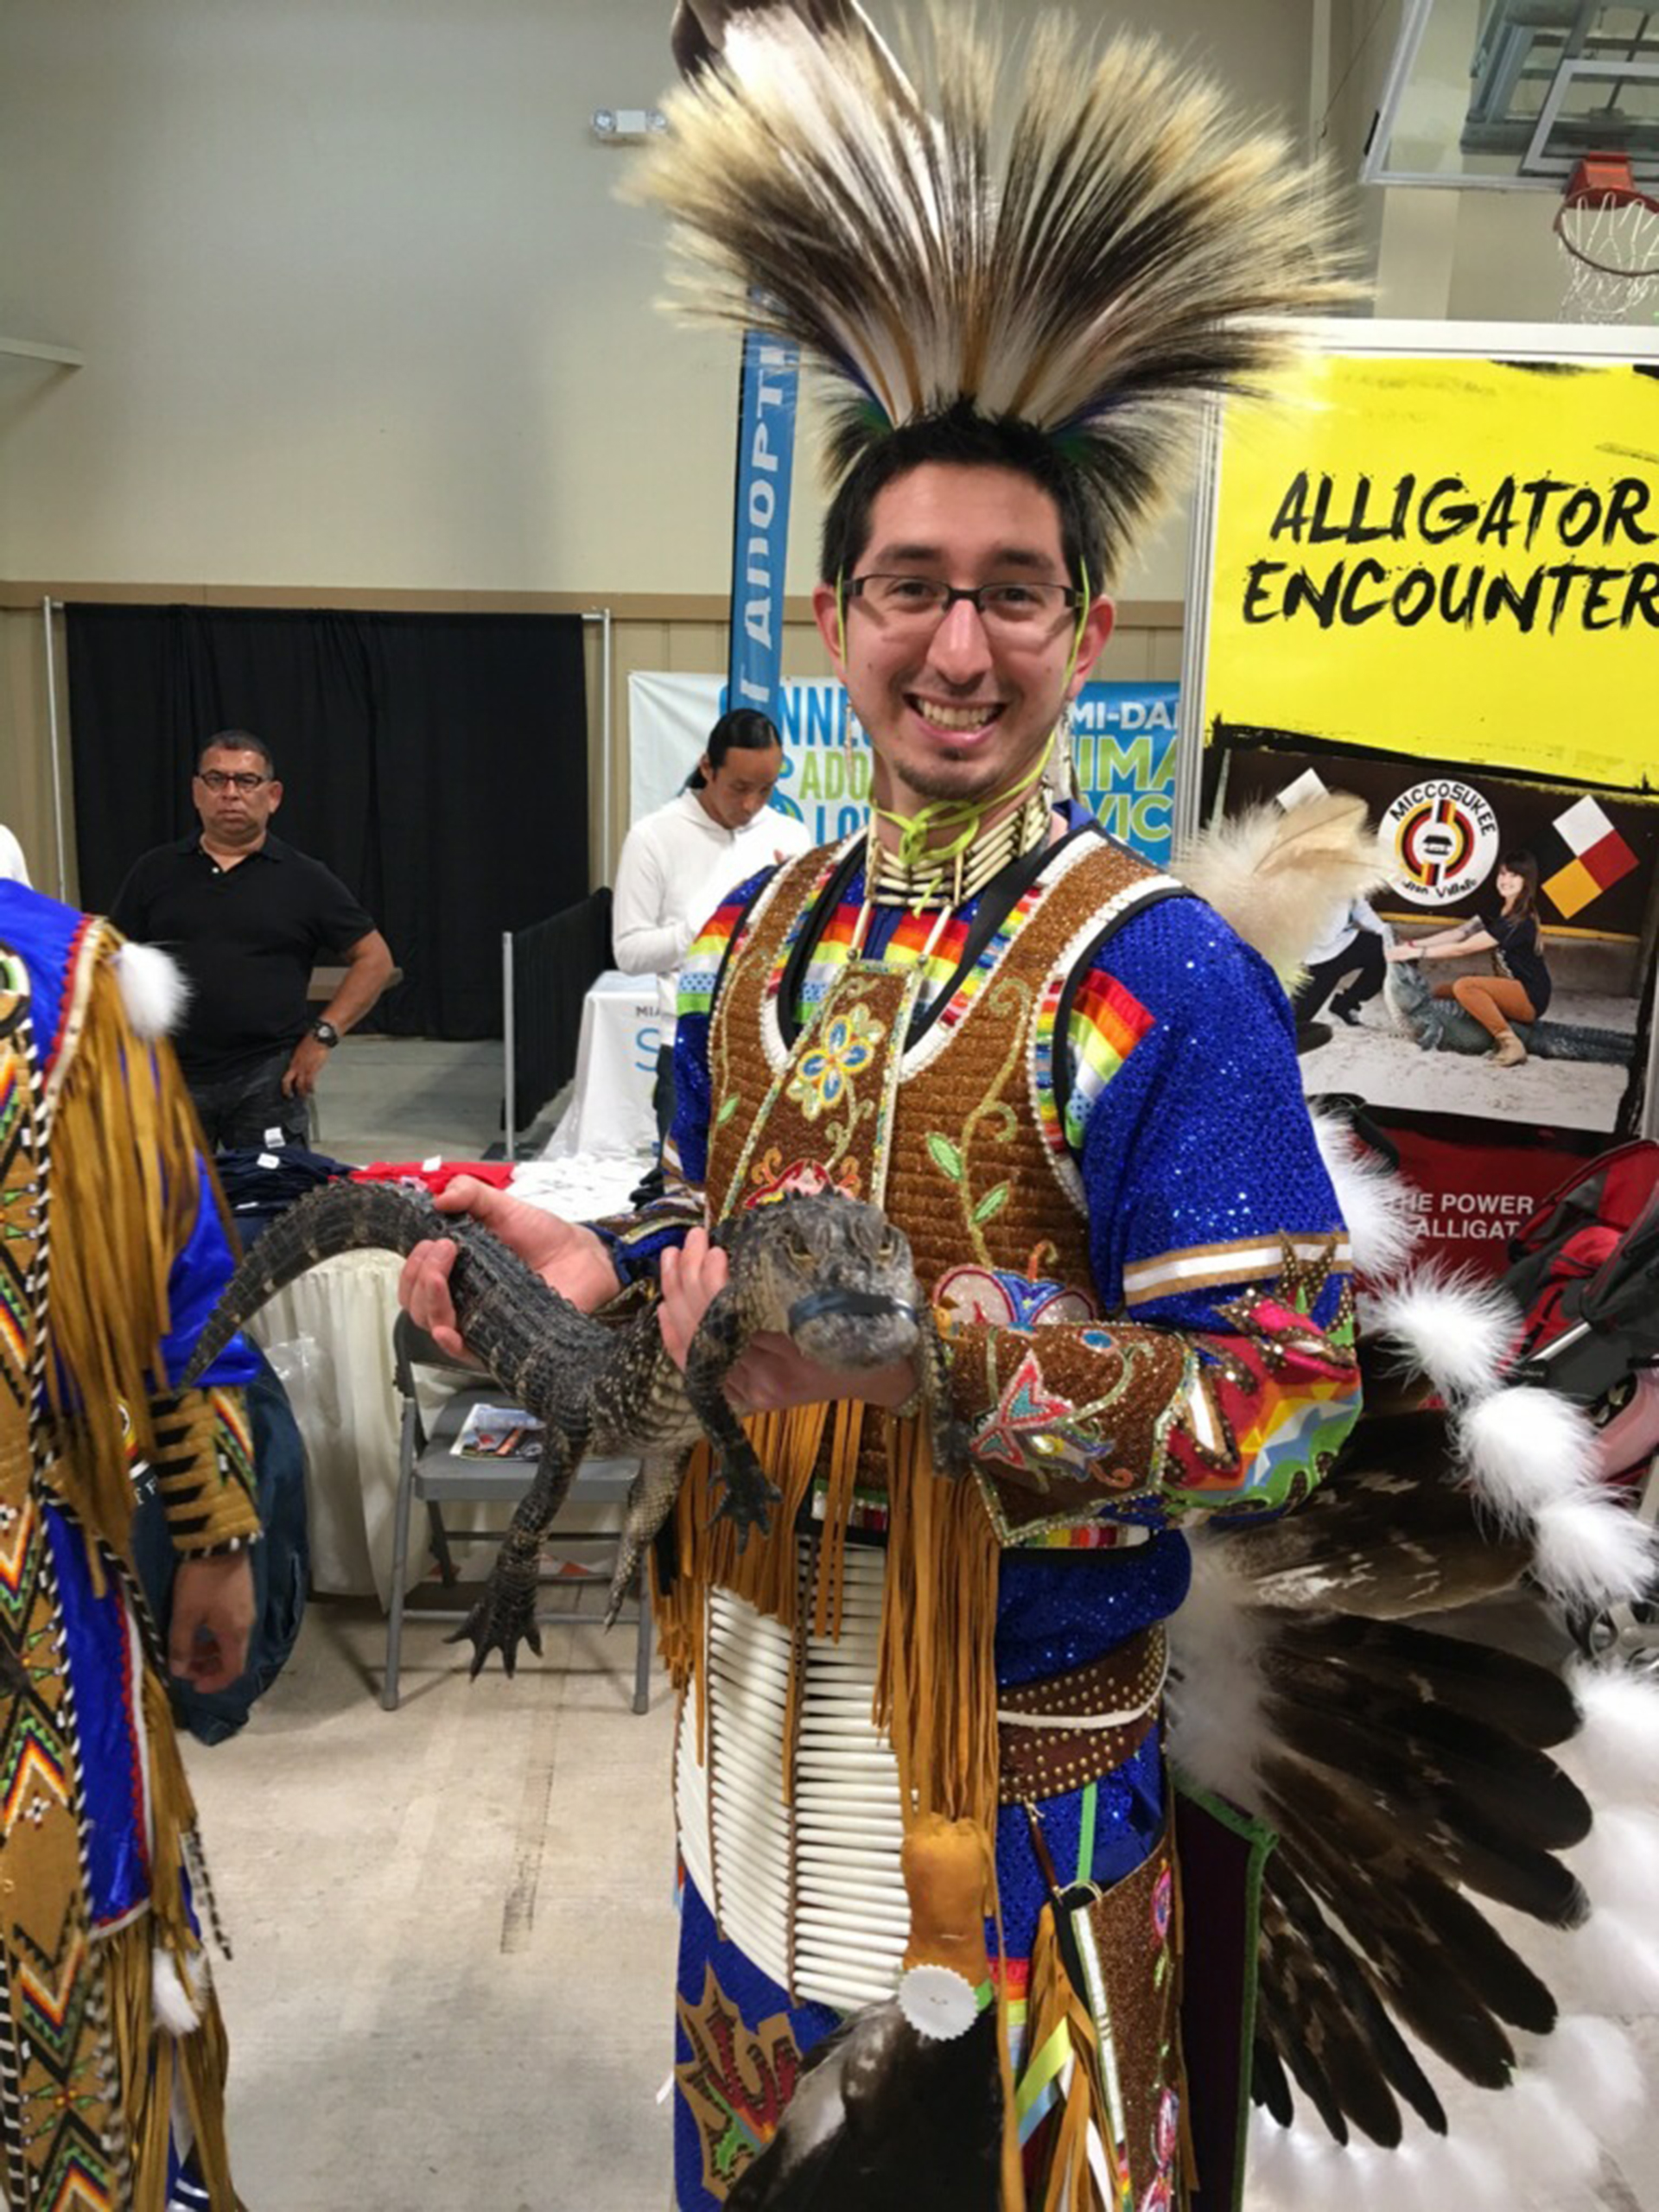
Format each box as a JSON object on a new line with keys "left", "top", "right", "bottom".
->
{"left": 995, "top": 1624, "right": 1168, "bottom": 1805}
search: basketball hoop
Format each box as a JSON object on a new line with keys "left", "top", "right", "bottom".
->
{"left": 1554, "top": 154, "right": 1659, "bottom": 325}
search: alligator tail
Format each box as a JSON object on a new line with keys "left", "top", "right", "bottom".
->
{"left": 181, "top": 1181, "right": 448, "bottom": 1385}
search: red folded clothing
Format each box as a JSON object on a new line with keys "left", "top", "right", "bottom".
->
{"left": 349, "top": 1159, "right": 518, "bottom": 1197}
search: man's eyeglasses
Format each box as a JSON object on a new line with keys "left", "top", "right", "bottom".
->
{"left": 197, "top": 770, "right": 270, "bottom": 793}
{"left": 845, "top": 574, "right": 1083, "bottom": 633}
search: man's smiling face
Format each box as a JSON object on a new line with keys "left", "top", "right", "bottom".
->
{"left": 813, "top": 462, "right": 1115, "bottom": 819}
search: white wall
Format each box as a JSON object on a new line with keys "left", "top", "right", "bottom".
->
{"left": 0, "top": 0, "right": 1317, "bottom": 603}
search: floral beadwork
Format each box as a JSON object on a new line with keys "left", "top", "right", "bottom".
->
{"left": 744, "top": 1152, "right": 863, "bottom": 1206}
{"left": 1154, "top": 2087, "right": 1179, "bottom": 2171}
{"left": 935, "top": 1262, "right": 1096, "bottom": 1331}
{"left": 785, "top": 1001, "right": 884, "bottom": 1122}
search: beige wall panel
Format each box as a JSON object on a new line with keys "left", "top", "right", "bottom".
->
{"left": 0, "top": 606, "right": 74, "bottom": 902}
{"left": 3, "top": 0, "right": 1309, "bottom": 605}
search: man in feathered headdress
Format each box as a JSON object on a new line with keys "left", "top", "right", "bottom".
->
{"left": 398, "top": 8, "right": 1370, "bottom": 2204}
{"left": 0, "top": 875, "right": 262, "bottom": 2207}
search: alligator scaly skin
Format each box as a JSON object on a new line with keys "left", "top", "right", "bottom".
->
{"left": 182, "top": 1184, "right": 966, "bottom": 1675}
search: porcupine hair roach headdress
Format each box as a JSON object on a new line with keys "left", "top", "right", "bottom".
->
{"left": 645, "top": 2, "right": 1354, "bottom": 586}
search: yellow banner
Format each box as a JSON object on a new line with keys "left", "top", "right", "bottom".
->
{"left": 1202, "top": 353, "right": 1659, "bottom": 791}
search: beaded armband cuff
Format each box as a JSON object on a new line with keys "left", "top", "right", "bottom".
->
{"left": 148, "top": 1388, "right": 261, "bottom": 1555}
{"left": 948, "top": 1320, "right": 1190, "bottom": 1507}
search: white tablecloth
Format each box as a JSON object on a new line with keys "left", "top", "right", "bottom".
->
{"left": 249, "top": 1251, "right": 410, "bottom": 1605}
{"left": 542, "top": 969, "right": 660, "bottom": 1160}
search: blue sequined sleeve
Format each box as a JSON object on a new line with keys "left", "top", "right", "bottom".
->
{"left": 161, "top": 1173, "right": 260, "bottom": 1390}
{"left": 939, "top": 896, "right": 1362, "bottom": 1527}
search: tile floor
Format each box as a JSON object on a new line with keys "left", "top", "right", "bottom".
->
{"left": 190, "top": 1034, "right": 678, "bottom": 2209}
{"left": 183, "top": 1037, "right": 1659, "bottom": 2209}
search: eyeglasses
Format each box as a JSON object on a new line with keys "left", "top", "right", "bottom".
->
{"left": 197, "top": 770, "right": 270, "bottom": 793}
{"left": 845, "top": 574, "right": 1083, "bottom": 632}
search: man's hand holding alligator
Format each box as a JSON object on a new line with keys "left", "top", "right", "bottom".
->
{"left": 658, "top": 1226, "right": 920, "bottom": 1416}
{"left": 397, "top": 1176, "right": 619, "bottom": 1359}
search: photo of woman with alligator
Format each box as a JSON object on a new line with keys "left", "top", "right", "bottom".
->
{"left": 1210, "top": 740, "right": 1658, "bottom": 1137}
{"left": 1385, "top": 850, "right": 1550, "bottom": 1069}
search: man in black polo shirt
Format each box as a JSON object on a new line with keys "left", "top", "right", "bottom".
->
{"left": 111, "top": 730, "right": 394, "bottom": 1147}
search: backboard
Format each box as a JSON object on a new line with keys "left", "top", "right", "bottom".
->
{"left": 1363, "top": 0, "right": 1659, "bottom": 192}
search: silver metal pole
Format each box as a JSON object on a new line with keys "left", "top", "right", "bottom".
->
{"left": 1173, "top": 404, "right": 1223, "bottom": 860}
{"left": 502, "top": 931, "right": 517, "bottom": 1160}
{"left": 582, "top": 607, "right": 614, "bottom": 880}
{"left": 41, "top": 596, "right": 68, "bottom": 900}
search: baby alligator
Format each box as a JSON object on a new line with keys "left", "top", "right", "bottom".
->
{"left": 182, "top": 1184, "right": 966, "bottom": 1675}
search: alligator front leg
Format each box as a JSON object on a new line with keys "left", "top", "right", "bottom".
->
{"left": 450, "top": 1430, "right": 583, "bottom": 1678}
{"left": 682, "top": 1289, "right": 781, "bottom": 1548}
{"left": 919, "top": 1307, "right": 972, "bottom": 1479}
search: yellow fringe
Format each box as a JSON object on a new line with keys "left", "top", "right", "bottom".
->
{"left": 39, "top": 938, "right": 213, "bottom": 1569}
{"left": 1024, "top": 1900, "right": 1111, "bottom": 2212}
{"left": 875, "top": 1419, "right": 1001, "bottom": 1830}
{"left": 652, "top": 1403, "right": 830, "bottom": 1696}
{"left": 875, "top": 1422, "right": 1021, "bottom": 2209}
{"left": 651, "top": 1403, "right": 1023, "bottom": 2203}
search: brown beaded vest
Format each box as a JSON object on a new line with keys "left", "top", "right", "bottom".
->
{"left": 701, "top": 823, "right": 1182, "bottom": 1541}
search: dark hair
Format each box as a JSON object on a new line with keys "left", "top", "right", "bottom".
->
{"left": 686, "top": 709, "right": 783, "bottom": 791}
{"left": 817, "top": 403, "right": 1105, "bottom": 594}
{"left": 199, "top": 728, "right": 276, "bottom": 779}
{"left": 1497, "top": 849, "right": 1540, "bottom": 919}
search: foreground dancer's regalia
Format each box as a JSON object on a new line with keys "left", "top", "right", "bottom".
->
{"left": 416, "top": 6, "right": 1659, "bottom": 2206}
{"left": 0, "top": 881, "right": 260, "bottom": 2209}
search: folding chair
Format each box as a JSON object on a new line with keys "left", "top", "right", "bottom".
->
{"left": 382, "top": 1313, "right": 653, "bottom": 1713}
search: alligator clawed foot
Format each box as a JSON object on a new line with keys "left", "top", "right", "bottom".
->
{"left": 710, "top": 1467, "right": 783, "bottom": 1553}
{"left": 447, "top": 1580, "right": 543, "bottom": 1679}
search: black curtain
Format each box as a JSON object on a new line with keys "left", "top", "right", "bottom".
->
{"left": 509, "top": 887, "right": 614, "bottom": 1128}
{"left": 65, "top": 604, "right": 589, "bottom": 1039}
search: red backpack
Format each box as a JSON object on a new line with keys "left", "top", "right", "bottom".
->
{"left": 1502, "top": 1138, "right": 1659, "bottom": 1489}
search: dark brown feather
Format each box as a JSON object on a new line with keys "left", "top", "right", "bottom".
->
{"left": 1264, "top": 1760, "right": 1557, "bottom": 2080}
{"left": 1273, "top": 1613, "right": 1582, "bottom": 1747}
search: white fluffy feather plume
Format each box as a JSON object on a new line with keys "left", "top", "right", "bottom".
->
{"left": 1165, "top": 1535, "right": 1273, "bottom": 1810}
{"left": 111, "top": 939, "right": 189, "bottom": 1039}
{"left": 634, "top": 5, "right": 1355, "bottom": 567}
{"left": 151, "top": 1946, "right": 205, "bottom": 2036}
{"left": 1308, "top": 1111, "right": 1418, "bottom": 1283}
{"left": 1456, "top": 1387, "right": 1605, "bottom": 1529}
{"left": 1358, "top": 1268, "right": 1520, "bottom": 1402}
{"left": 1175, "top": 794, "right": 1389, "bottom": 985}
{"left": 1457, "top": 1386, "right": 1656, "bottom": 1607}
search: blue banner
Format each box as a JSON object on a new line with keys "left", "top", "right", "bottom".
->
{"left": 630, "top": 673, "right": 1179, "bottom": 863}
{"left": 728, "top": 329, "right": 800, "bottom": 721}
{"left": 1070, "top": 680, "right": 1179, "bottom": 864}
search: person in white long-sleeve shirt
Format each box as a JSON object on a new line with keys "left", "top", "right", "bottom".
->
{"left": 613, "top": 709, "right": 812, "bottom": 1156}
{"left": 1291, "top": 892, "right": 1393, "bottom": 1039}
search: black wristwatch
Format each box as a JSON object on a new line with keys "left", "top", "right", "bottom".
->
{"left": 311, "top": 1019, "right": 341, "bottom": 1049}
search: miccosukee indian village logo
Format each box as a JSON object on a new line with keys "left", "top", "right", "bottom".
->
{"left": 1384, "top": 779, "right": 1499, "bottom": 906}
